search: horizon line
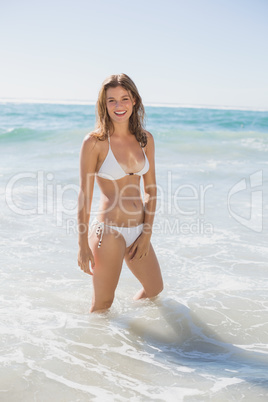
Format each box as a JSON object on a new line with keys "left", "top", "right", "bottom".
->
{"left": 0, "top": 97, "right": 267, "bottom": 112}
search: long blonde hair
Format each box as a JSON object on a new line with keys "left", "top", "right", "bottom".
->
{"left": 93, "top": 73, "right": 147, "bottom": 147}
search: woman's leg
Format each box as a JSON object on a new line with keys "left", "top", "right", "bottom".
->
{"left": 124, "top": 243, "right": 163, "bottom": 300}
{"left": 88, "top": 227, "right": 126, "bottom": 312}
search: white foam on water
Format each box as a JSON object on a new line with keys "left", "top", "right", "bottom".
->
{"left": 1, "top": 103, "right": 268, "bottom": 401}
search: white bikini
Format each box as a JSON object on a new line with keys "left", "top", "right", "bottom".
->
{"left": 91, "top": 135, "right": 149, "bottom": 248}
{"left": 97, "top": 135, "right": 149, "bottom": 180}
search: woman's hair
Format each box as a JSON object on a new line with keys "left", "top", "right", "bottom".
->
{"left": 93, "top": 73, "right": 147, "bottom": 147}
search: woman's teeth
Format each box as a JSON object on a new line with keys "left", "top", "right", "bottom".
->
{"left": 115, "top": 111, "right": 126, "bottom": 115}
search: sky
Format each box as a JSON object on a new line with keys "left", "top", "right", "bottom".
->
{"left": 1, "top": 0, "right": 268, "bottom": 109}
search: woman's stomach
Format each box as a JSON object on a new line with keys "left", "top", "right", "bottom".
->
{"left": 96, "top": 176, "right": 145, "bottom": 227}
{"left": 97, "top": 194, "right": 145, "bottom": 227}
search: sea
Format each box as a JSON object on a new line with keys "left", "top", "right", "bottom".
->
{"left": 0, "top": 101, "right": 268, "bottom": 401}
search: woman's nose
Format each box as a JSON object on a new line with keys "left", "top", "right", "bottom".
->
{"left": 115, "top": 100, "right": 123, "bottom": 108}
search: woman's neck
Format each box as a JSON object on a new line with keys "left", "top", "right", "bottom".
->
{"left": 111, "top": 121, "right": 131, "bottom": 138}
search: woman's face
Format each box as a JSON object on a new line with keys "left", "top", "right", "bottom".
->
{"left": 106, "top": 85, "right": 135, "bottom": 124}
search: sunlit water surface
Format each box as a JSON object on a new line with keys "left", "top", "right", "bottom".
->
{"left": 0, "top": 103, "right": 268, "bottom": 401}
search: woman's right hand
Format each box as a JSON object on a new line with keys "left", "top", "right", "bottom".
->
{"left": 78, "top": 245, "right": 95, "bottom": 275}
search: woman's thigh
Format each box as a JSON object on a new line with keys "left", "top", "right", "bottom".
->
{"left": 89, "top": 226, "right": 126, "bottom": 306}
{"left": 124, "top": 242, "right": 163, "bottom": 297}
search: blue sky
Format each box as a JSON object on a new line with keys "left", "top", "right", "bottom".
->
{"left": 1, "top": 0, "right": 268, "bottom": 109}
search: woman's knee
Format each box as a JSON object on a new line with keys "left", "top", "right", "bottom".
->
{"left": 157, "top": 281, "right": 164, "bottom": 295}
{"left": 135, "top": 281, "right": 163, "bottom": 300}
{"left": 150, "top": 282, "right": 164, "bottom": 298}
{"left": 147, "top": 277, "right": 164, "bottom": 298}
{"left": 90, "top": 296, "right": 114, "bottom": 313}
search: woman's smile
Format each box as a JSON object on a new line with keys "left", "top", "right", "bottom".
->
{"left": 114, "top": 110, "right": 127, "bottom": 116}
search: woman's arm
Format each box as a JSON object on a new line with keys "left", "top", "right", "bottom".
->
{"left": 142, "top": 131, "right": 157, "bottom": 238}
{"left": 77, "top": 134, "right": 99, "bottom": 274}
{"left": 129, "top": 132, "right": 157, "bottom": 261}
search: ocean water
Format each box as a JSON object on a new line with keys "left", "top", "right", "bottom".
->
{"left": 0, "top": 101, "right": 268, "bottom": 401}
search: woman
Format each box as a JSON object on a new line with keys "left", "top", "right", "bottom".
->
{"left": 77, "top": 73, "right": 163, "bottom": 313}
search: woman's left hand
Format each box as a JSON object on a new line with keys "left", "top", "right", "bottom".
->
{"left": 128, "top": 232, "right": 151, "bottom": 261}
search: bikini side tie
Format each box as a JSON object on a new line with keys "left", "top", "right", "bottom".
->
{"left": 95, "top": 222, "right": 104, "bottom": 248}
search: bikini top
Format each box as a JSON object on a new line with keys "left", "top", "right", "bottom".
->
{"left": 97, "top": 135, "right": 149, "bottom": 181}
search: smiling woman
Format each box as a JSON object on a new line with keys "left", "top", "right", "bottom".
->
{"left": 77, "top": 73, "right": 163, "bottom": 313}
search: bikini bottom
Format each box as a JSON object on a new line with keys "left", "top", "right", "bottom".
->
{"left": 90, "top": 218, "right": 143, "bottom": 248}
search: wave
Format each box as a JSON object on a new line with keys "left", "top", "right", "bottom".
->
{"left": 0, "top": 103, "right": 267, "bottom": 147}
{"left": 0, "top": 98, "right": 96, "bottom": 106}
{"left": 145, "top": 103, "right": 268, "bottom": 113}
{"left": 0, "top": 127, "right": 55, "bottom": 143}
{"left": 1, "top": 98, "right": 268, "bottom": 112}
{"left": 0, "top": 127, "right": 35, "bottom": 141}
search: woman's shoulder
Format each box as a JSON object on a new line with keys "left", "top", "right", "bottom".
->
{"left": 143, "top": 130, "right": 155, "bottom": 149}
{"left": 144, "top": 130, "right": 154, "bottom": 141}
{"left": 80, "top": 133, "right": 104, "bottom": 163}
{"left": 82, "top": 131, "right": 105, "bottom": 152}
